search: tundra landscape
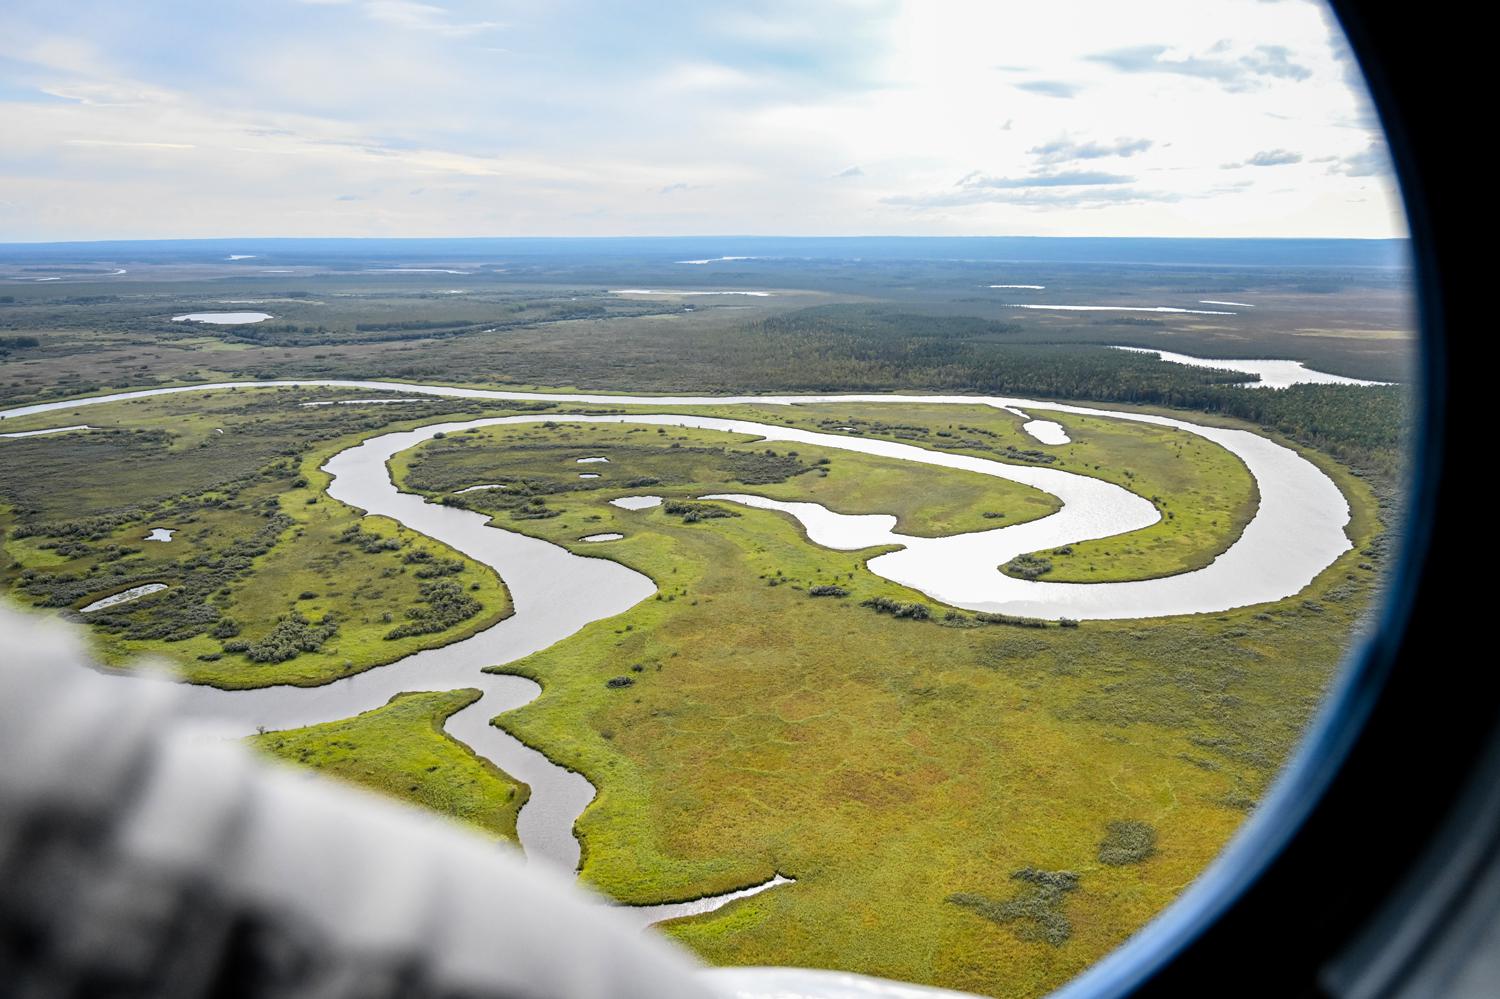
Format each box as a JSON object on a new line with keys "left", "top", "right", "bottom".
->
{"left": 0, "top": 237, "right": 1412, "bottom": 997}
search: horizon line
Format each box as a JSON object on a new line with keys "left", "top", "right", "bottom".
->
{"left": 0, "top": 233, "right": 1412, "bottom": 247}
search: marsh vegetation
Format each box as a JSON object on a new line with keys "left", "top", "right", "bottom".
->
{"left": 252, "top": 688, "right": 529, "bottom": 841}
{"left": 376, "top": 408, "right": 1388, "bottom": 996}
{"left": 0, "top": 245, "right": 1412, "bottom": 998}
{"left": 0, "top": 389, "right": 543, "bottom": 685}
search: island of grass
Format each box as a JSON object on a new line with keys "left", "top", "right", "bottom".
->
{"left": 251, "top": 688, "right": 528, "bottom": 842}
{"left": 695, "top": 400, "right": 1261, "bottom": 584}
{"left": 392, "top": 418, "right": 1064, "bottom": 540}
{"left": 390, "top": 397, "right": 1260, "bottom": 585}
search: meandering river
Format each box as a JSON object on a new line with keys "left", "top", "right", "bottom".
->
{"left": 0, "top": 378, "right": 1357, "bottom": 920}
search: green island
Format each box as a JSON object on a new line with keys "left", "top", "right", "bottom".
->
{"left": 251, "top": 688, "right": 529, "bottom": 843}
{"left": 664, "top": 400, "right": 1262, "bottom": 583}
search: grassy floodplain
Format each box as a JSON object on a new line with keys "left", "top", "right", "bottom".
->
{"left": 394, "top": 421, "right": 1065, "bottom": 539}
{"left": 385, "top": 396, "right": 1261, "bottom": 584}
{"left": 0, "top": 383, "right": 1382, "bottom": 996}
{"left": 252, "top": 688, "right": 529, "bottom": 842}
{"left": 0, "top": 388, "right": 576, "bottom": 686}
{"left": 378, "top": 406, "right": 1382, "bottom": 997}
{"left": 0, "top": 240, "right": 1414, "bottom": 997}
{"left": 672, "top": 400, "right": 1260, "bottom": 583}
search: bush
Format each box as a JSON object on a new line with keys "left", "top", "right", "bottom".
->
{"left": 337, "top": 524, "right": 401, "bottom": 552}
{"left": 244, "top": 612, "right": 339, "bottom": 663}
{"left": 861, "top": 596, "right": 931, "bottom": 620}
{"left": 414, "top": 558, "right": 464, "bottom": 578}
{"left": 723, "top": 451, "right": 813, "bottom": 484}
{"left": 974, "top": 611, "right": 1050, "bottom": 628}
{"left": 1003, "top": 553, "right": 1053, "bottom": 580}
{"left": 809, "top": 585, "right": 849, "bottom": 597}
{"left": 947, "top": 868, "right": 1081, "bottom": 946}
{"left": 384, "top": 580, "right": 482, "bottom": 639}
{"left": 1098, "top": 821, "right": 1157, "bottom": 866}
{"left": 663, "top": 500, "right": 740, "bottom": 524}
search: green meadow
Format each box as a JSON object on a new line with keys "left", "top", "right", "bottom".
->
{"left": 381, "top": 409, "right": 1380, "bottom": 998}
{"left": 669, "top": 400, "right": 1260, "bottom": 582}
{"left": 252, "top": 688, "right": 529, "bottom": 843}
{"left": 0, "top": 388, "right": 540, "bottom": 686}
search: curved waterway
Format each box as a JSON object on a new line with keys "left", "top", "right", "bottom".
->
{"left": 1, "top": 378, "right": 1358, "bottom": 921}
{"left": 0, "top": 377, "right": 1350, "bottom": 621}
{"left": 1110, "top": 345, "right": 1392, "bottom": 389}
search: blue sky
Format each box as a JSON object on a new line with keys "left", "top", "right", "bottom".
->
{"left": 0, "top": 0, "right": 1405, "bottom": 240}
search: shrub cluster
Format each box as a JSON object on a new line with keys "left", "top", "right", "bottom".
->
{"left": 947, "top": 868, "right": 1081, "bottom": 946}
{"left": 20, "top": 500, "right": 294, "bottom": 644}
{"left": 663, "top": 500, "right": 740, "bottom": 524}
{"left": 1003, "top": 554, "right": 1054, "bottom": 580}
{"left": 861, "top": 596, "right": 931, "bottom": 620}
{"left": 723, "top": 449, "right": 814, "bottom": 485}
{"left": 1098, "top": 820, "right": 1158, "bottom": 866}
{"left": 338, "top": 524, "right": 402, "bottom": 553}
{"left": 974, "top": 611, "right": 1051, "bottom": 629}
{"left": 230, "top": 612, "right": 339, "bottom": 664}
{"left": 384, "top": 580, "right": 482, "bottom": 639}
{"left": 404, "top": 550, "right": 464, "bottom": 577}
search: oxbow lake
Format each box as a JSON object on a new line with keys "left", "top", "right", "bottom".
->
{"left": 171, "top": 312, "right": 273, "bottom": 325}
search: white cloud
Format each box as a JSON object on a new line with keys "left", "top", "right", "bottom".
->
{"left": 64, "top": 138, "right": 195, "bottom": 150}
{"left": 1029, "top": 137, "right": 1154, "bottom": 164}
{"left": 1223, "top": 148, "right": 1305, "bottom": 168}
{"left": 1015, "top": 80, "right": 1080, "bottom": 98}
{"left": 0, "top": 0, "right": 1407, "bottom": 239}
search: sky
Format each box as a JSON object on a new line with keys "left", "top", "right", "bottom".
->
{"left": 0, "top": 0, "right": 1407, "bottom": 241}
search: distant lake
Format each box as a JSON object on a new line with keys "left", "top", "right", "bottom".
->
{"left": 1112, "top": 346, "right": 1391, "bottom": 389}
{"left": 1004, "top": 303, "right": 1236, "bottom": 316}
{"left": 171, "top": 312, "right": 273, "bottom": 324}
{"left": 368, "top": 268, "right": 474, "bottom": 275}
{"left": 611, "top": 289, "right": 771, "bottom": 297}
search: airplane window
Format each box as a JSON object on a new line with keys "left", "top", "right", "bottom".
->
{"left": 0, "top": 3, "right": 1438, "bottom": 998}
